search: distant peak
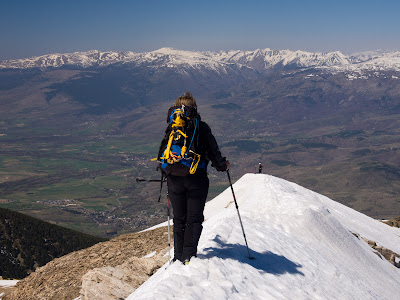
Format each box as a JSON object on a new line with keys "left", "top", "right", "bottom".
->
{"left": 151, "top": 47, "right": 200, "bottom": 56}
{"left": 152, "top": 47, "right": 180, "bottom": 54}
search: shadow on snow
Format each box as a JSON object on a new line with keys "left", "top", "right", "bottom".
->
{"left": 198, "top": 235, "right": 304, "bottom": 276}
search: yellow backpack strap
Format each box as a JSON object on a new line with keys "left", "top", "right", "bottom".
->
{"left": 172, "top": 114, "right": 186, "bottom": 127}
{"left": 163, "top": 132, "right": 175, "bottom": 160}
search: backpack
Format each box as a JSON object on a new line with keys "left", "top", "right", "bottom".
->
{"left": 157, "top": 105, "right": 206, "bottom": 176}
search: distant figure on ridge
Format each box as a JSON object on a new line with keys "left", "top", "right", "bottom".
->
{"left": 157, "top": 91, "right": 230, "bottom": 265}
{"left": 258, "top": 162, "right": 263, "bottom": 173}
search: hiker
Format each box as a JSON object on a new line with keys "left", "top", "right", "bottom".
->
{"left": 258, "top": 163, "right": 263, "bottom": 173}
{"left": 157, "top": 91, "right": 230, "bottom": 264}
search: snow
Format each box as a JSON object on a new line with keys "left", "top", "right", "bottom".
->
{"left": 0, "top": 280, "right": 18, "bottom": 288}
{"left": 142, "top": 251, "right": 156, "bottom": 258}
{"left": 0, "top": 280, "right": 18, "bottom": 299}
{"left": 128, "top": 174, "right": 400, "bottom": 300}
{"left": 2, "top": 48, "right": 400, "bottom": 74}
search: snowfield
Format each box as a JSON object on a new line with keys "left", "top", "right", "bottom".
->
{"left": 128, "top": 174, "right": 400, "bottom": 300}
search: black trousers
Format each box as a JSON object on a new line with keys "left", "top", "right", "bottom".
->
{"left": 167, "top": 174, "right": 209, "bottom": 261}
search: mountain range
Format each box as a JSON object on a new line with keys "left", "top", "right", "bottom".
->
{"left": 1, "top": 48, "right": 400, "bottom": 74}
{"left": 0, "top": 47, "right": 400, "bottom": 237}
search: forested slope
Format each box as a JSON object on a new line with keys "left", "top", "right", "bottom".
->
{"left": 0, "top": 207, "right": 106, "bottom": 279}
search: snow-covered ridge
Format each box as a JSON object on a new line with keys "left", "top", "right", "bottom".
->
{"left": 128, "top": 174, "right": 400, "bottom": 299}
{"left": 1, "top": 48, "right": 400, "bottom": 72}
{"left": 0, "top": 48, "right": 240, "bottom": 74}
{"left": 207, "top": 48, "right": 350, "bottom": 70}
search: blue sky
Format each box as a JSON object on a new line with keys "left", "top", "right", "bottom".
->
{"left": 1, "top": 0, "right": 399, "bottom": 60}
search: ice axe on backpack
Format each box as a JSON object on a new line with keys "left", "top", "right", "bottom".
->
{"left": 227, "top": 170, "right": 255, "bottom": 260}
{"left": 136, "top": 175, "right": 167, "bottom": 202}
{"left": 135, "top": 178, "right": 166, "bottom": 183}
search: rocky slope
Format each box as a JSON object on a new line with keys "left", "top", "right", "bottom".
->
{"left": 384, "top": 217, "right": 400, "bottom": 228}
{"left": 3, "top": 227, "right": 169, "bottom": 300}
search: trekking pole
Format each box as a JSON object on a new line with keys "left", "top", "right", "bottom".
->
{"left": 136, "top": 177, "right": 172, "bottom": 266}
{"left": 166, "top": 192, "right": 172, "bottom": 266}
{"left": 227, "top": 170, "right": 255, "bottom": 259}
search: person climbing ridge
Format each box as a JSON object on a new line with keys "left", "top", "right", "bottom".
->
{"left": 157, "top": 91, "right": 230, "bottom": 265}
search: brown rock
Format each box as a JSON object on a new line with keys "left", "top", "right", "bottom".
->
{"left": 4, "top": 226, "right": 170, "bottom": 300}
{"left": 80, "top": 255, "right": 167, "bottom": 300}
{"left": 357, "top": 235, "right": 400, "bottom": 268}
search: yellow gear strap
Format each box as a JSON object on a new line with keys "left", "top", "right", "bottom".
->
{"left": 175, "top": 129, "right": 187, "bottom": 139}
{"left": 163, "top": 132, "right": 175, "bottom": 160}
{"left": 189, "top": 151, "right": 201, "bottom": 174}
{"left": 172, "top": 113, "right": 186, "bottom": 127}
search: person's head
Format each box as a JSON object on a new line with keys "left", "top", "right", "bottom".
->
{"left": 174, "top": 91, "right": 197, "bottom": 108}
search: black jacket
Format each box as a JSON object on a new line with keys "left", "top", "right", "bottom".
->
{"left": 158, "top": 106, "right": 227, "bottom": 174}
{"left": 196, "top": 120, "right": 227, "bottom": 172}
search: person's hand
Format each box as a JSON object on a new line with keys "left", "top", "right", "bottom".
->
{"left": 226, "top": 160, "right": 230, "bottom": 171}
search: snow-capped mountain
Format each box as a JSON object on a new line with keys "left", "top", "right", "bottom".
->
{"left": 1, "top": 48, "right": 400, "bottom": 73}
{"left": 207, "top": 48, "right": 350, "bottom": 70}
{"left": 128, "top": 174, "right": 400, "bottom": 299}
{"left": 333, "top": 51, "right": 400, "bottom": 72}
{"left": 0, "top": 50, "right": 137, "bottom": 69}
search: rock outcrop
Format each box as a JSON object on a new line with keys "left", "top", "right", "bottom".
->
{"left": 383, "top": 217, "right": 400, "bottom": 228}
{"left": 80, "top": 254, "right": 166, "bottom": 300}
{"left": 352, "top": 232, "right": 400, "bottom": 268}
{"left": 4, "top": 226, "right": 169, "bottom": 300}
{"left": 362, "top": 237, "right": 400, "bottom": 267}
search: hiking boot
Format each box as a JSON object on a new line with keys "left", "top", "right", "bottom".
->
{"left": 172, "top": 257, "right": 182, "bottom": 263}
